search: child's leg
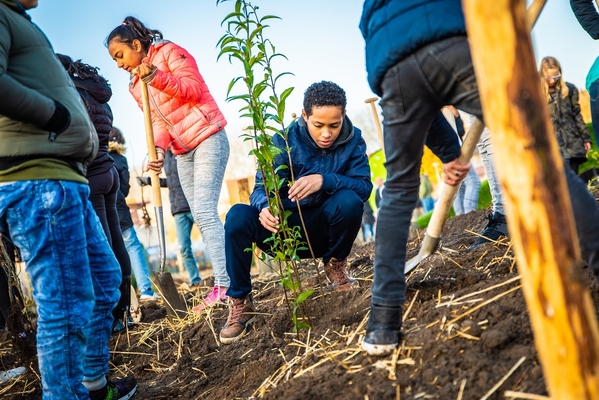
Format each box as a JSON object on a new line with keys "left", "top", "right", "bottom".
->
{"left": 177, "top": 130, "right": 230, "bottom": 288}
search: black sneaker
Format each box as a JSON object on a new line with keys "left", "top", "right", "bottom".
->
{"left": 469, "top": 212, "right": 508, "bottom": 249}
{"left": 361, "top": 304, "right": 403, "bottom": 356}
{"left": 89, "top": 377, "right": 137, "bottom": 400}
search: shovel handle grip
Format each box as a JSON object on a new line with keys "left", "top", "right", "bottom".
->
{"left": 426, "top": 118, "right": 485, "bottom": 237}
{"left": 140, "top": 81, "right": 163, "bottom": 208}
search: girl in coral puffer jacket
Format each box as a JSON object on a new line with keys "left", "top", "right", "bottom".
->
{"left": 106, "top": 16, "right": 231, "bottom": 310}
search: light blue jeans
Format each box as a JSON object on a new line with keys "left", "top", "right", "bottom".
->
{"left": 0, "top": 180, "right": 121, "bottom": 399}
{"left": 473, "top": 118, "right": 505, "bottom": 215}
{"left": 121, "top": 226, "right": 154, "bottom": 296}
{"left": 453, "top": 163, "right": 481, "bottom": 215}
{"left": 174, "top": 211, "right": 201, "bottom": 285}
{"left": 177, "top": 130, "right": 230, "bottom": 288}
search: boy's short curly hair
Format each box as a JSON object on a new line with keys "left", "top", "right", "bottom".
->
{"left": 303, "top": 81, "right": 347, "bottom": 116}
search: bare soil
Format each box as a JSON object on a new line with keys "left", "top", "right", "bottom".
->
{"left": 2, "top": 201, "right": 599, "bottom": 399}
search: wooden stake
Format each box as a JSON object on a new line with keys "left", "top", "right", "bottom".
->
{"left": 463, "top": 0, "right": 599, "bottom": 398}
{"left": 365, "top": 97, "right": 385, "bottom": 153}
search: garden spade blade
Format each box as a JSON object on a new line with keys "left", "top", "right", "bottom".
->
{"left": 405, "top": 118, "right": 485, "bottom": 274}
{"left": 140, "top": 80, "right": 187, "bottom": 319}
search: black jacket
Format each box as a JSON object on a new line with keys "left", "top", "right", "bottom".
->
{"left": 571, "top": 0, "right": 599, "bottom": 39}
{"left": 163, "top": 149, "right": 191, "bottom": 215}
{"left": 73, "top": 77, "right": 114, "bottom": 177}
{"left": 109, "top": 147, "right": 134, "bottom": 231}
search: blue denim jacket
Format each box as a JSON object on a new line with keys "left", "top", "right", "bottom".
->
{"left": 250, "top": 116, "right": 373, "bottom": 212}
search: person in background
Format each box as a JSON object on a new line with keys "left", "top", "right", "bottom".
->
{"left": 57, "top": 54, "right": 134, "bottom": 335}
{"left": 108, "top": 127, "right": 158, "bottom": 302}
{"left": 220, "top": 81, "right": 372, "bottom": 344}
{"left": 362, "top": 201, "right": 376, "bottom": 242}
{"left": 570, "top": 0, "right": 599, "bottom": 142}
{"left": 0, "top": 0, "right": 136, "bottom": 398}
{"left": 359, "top": 0, "right": 599, "bottom": 357}
{"left": 374, "top": 176, "right": 384, "bottom": 212}
{"left": 106, "top": 16, "right": 231, "bottom": 312}
{"left": 539, "top": 56, "right": 592, "bottom": 182}
{"left": 442, "top": 107, "right": 481, "bottom": 215}
{"left": 162, "top": 149, "right": 204, "bottom": 290}
{"left": 418, "top": 174, "right": 434, "bottom": 213}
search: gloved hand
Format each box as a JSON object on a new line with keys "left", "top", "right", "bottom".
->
{"left": 42, "top": 100, "right": 71, "bottom": 141}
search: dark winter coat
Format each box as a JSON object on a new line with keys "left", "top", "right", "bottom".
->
{"left": 250, "top": 116, "right": 373, "bottom": 212}
{"left": 363, "top": 201, "right": 375, "bottom": 225}
{"left": 548, "top": 82, "right": 592, "bottom": 159}
{"left": 360, "top": 0, "right": 466, "bottom": 96}
{"left": 0, "top": 2, "right": 97, "bottom": 177}
{"left": 72, "top": 77, "right": 114, "bottom": 177}
{"left": 163, "top": 149, "right": 191, "bottom": 216}
{"left": 109, "top": 144, "right": 134, "bottom": 231}
{"left": 571, "top": 0, "right": 599, "bottom": 39}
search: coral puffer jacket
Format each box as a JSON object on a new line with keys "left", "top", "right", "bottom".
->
{"left": 129, "top": 40, "right": 227, "bottom": 155}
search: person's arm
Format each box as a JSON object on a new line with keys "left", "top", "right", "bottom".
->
{"left": 120, "top": 158, "right": 131, "bottom": 197}
{"left": 143, "top": 44, "right": 205, "bottom": 103}
{"left": 319, "top": 134, "right": 373, "bottom": 203}
{"left": 0, "top": 20, "right": 68, "bottom": 133}
{"left": 425, "top": 112, "right": 462, "bottom": 163}
{"left": 571, "top": 0, "right": 599, "bottom": 39}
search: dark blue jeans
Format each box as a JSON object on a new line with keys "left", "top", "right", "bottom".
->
{"left": 374, "top": 36, "right": 599, "bottom": 307}
{"left": 224, "top": 189, "right": 363, "bottom": 299}
{"left": 0, "top": 180, "right": 121, "bottom": 399}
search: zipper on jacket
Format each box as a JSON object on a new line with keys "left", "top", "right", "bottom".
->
{"left": 147, "top": 88, "right": 193, "bottom": 152}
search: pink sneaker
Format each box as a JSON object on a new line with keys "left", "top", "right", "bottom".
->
{"left": 193, "top": 286, "right": 228, "bottom": 313}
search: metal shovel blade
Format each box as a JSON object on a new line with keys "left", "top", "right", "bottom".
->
{"left": 152, "top": 205, "right": 187, "bottom": 319}
{"left": 154, "top": 271, "right": 187, "bottom": 319}
{"left": 405, "top": 233, "right": 440, "bottom": 274}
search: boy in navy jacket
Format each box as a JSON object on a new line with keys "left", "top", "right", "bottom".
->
{"left": 220, "top": 81, "right": 372, "bottom": 344}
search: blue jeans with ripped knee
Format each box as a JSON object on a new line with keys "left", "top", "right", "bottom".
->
{"left": 0, "top": 180, "right": 121, "bottom": 399}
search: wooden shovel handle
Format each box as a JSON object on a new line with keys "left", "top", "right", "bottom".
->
{"left": 140, "top": 81, "right": 163, "bottom": 208}
{"left": 426, "top": 118, "right": 485, "bottom": 237}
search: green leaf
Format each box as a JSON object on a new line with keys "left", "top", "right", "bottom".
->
{"left": 296, "top": 289, "right": 314, "bottom": 304}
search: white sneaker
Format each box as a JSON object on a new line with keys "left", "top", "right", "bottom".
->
{"left": 140, "top": 293, "right": 161, "bottom": 301}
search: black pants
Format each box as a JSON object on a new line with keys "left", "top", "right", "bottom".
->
{"left": 88, "top": 166, "right": 131, "bottom": 319}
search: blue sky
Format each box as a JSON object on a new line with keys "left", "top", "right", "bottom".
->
{"left": 28, "top": 0, "right": 599, "bottom": 175}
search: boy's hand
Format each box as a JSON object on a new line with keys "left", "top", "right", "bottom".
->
{"left": 133, "top": 62, "right": 157, "bottom": 79}
{"left": 443, "top": 158, "right": 470, "bottom": 186}
{"left": 259, "top": 208, "right": 279, "bottom": 233}
{"left": 288, "top": 174, "right": 323, "bottom": 202}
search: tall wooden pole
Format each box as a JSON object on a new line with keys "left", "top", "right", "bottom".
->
{"left": 463, "top": 0, "right": 599, "bottom": 398}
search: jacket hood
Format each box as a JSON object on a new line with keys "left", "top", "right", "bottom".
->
{"left": 296, "top": 115, "right": 354, "bottom": 151}
{"left": 108, "top": 141, "right": 126, "bottom": 155}
{"left": 73, "top": 77, "right": 112, "bottom": 104}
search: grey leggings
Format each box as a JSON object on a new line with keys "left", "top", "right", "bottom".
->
{"left": 176, "top": 129, "right": 230, "bottom": 287}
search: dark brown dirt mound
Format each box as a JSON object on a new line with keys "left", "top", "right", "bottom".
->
{"left": 2, "top": 204, "right": 599, "bottom": 399}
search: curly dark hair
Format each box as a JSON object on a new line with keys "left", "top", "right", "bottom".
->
{"left": 303, "top": 81, "right": 346, "bottom": 116}
{"left": 56, "top": 54, "right": 108, "bottom": 85}
{"left": 105, "top": 16, "right": 163, "bottom": 52}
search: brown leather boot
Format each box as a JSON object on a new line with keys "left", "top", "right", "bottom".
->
{"left": 219, "top": 295, "right": 256, "bottom": 344}
{"left": 324, "top": 258, "right": 356, "bottom": 291}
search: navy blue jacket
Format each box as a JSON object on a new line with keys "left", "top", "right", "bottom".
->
{"left": 163, "top": 149, "right": 191, "bottom": 216}
{"left": 73, "top": 77, "right": 114, "bottom": 178}
{"left": 109, "top": 149, "right": 134, "bottom": 231}
{"left": 360, "top": 0, "right": 466, "bottom": 96}
{"left": 571, "top": 0, "right": 599, "bottom": 39}
{"left": 250, "top": 116, "right": 373, "bottom": 212}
